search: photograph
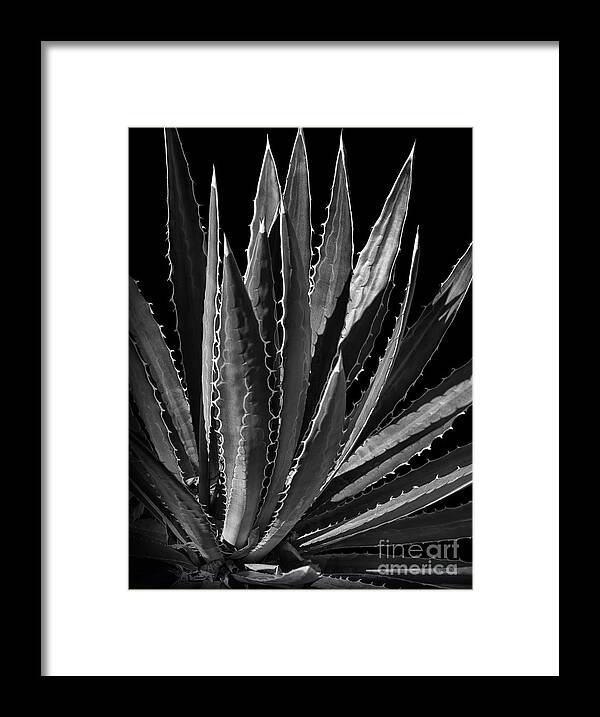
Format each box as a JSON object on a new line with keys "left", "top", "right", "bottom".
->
{"left": 129, "top": 127, "right": 473, "bottom": 589}
{"left": 42, "top": 38, "right": 558, "bottom": 676}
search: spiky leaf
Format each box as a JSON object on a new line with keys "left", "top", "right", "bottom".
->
{"left": 313, "top": 554, "right": 471, "bottom": 588}
{"left": 338, "top": 232, "right": 420, "bottom": 465}
{"left": 245, "top": 218, "right": 280, "bottom": 367}
{"left": 164, "top": 129, "right": 207, "bottom": 450}
{"left": 310, "top": 136, "right": 352, "bottom": 350}
{"left": 216, "top": 238, "right": 270, "bottom": 548}
{"left": 362, "top": 244, "right": 472, "bottom": 436}
{"left": 200, "top": 171, "right": 221, "bottom": 475}
{"left": 283, "top": 129, "right": 312, "bottom": 283}
{"left": 129, "top": 279, "right": 201, "bottom": 485}
{"left": 230, "top": 565, "right": 321, "bottom": 588}
{"left": 250, "top": 355, "right": 346, "bottom": 560}
{"left": 339, "top": 145, "right": 413, "bottom": 379}
{"left": 302, "top": 278, "right": 350, "bottom": 437}
{"left": 130, "top": 436, "right": 222, "bottom": 562}
{"left": 245, "top": 139, "right": 281, "bottom": 283}
{"left": 340, "top": 241, "right": 471, "bottom": 465}
{"left": 257, "top": 209, "right": 312, "bottom": 531}
{"left": 303, "top": 503, "right": 472, "bottom": 552}
{"left": 325, "top": 361, "right": 472, "bottom": 502}
{"left": 129, "top": 340, "right": 185, "bottom": 481}
{"left": 298, "top": 445, "right": 472, "bottom": 549}
{"left": 302, "top": 135, "right": 353, "bottom": 425}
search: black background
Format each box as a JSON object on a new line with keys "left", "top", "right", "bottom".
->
{"left": 129, "top": 127, "right": 473, "bottom": 563}
{"left": 130, "top": 128, "right": 471, "bottom": 374}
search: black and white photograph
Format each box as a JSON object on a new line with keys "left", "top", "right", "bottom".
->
{"left": 42, "top": 39, "right": 558, "bottom": 676}
{"left": 129, "top": 128, "right": 472, "bottom": 589}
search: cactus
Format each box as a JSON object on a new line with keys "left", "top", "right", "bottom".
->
{"left": 129, "top": 129, "right": 472, "bottom": 589}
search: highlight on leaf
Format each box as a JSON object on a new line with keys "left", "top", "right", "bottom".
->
{"left": 129, "top": 128, "right": 472, "bottom": 588}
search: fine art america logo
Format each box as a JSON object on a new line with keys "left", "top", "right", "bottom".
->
{"left": 373, "top": 540, "right": 462, "bottom": 577}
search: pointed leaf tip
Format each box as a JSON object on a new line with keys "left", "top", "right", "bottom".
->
{"left": 339, "top": 143, "right": 414, "bottom": 379}
{"left": 412, "top": 228, "right": 420, "bottom": 255}
{"left": 297, "top": 129, "right": 307, "bottom": 153}
{"left": 333, "top": 353, "right": 344, "bottom": 375}
{"left": 218, "top": 232, "right": 271, "bottom": 547}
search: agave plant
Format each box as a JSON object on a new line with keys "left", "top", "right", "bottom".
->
{"left": 129, "top": 128, "right": 472, "bottom": 589}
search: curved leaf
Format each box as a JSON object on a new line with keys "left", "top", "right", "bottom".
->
{"left": 284, "top": 129, "right": 312, "bottom": 283}
{"left": 313, "top": 552, "right": 470, "bottom": 574}
{"left": 129, "top": 340, "right": 185, "bottom": 481}
{"left": 325, "top": 361, "right": 472, "bottom": 502}
{"left": 338, "top": 231, "right": 420, "bottom": 466}
{"left": 298, "top": 445, "right": 472, "bottom": 549}
{"left": 200, "top": 169, "right": 221, "bottom": 469}
{"left": 164, "top": 129, "right": 207, "bottom": 449}
{"left": 314, "top": 554, "right": 472, "bottom": 588}
{"left": 129, "top": 279, "right": 201, "bottom": 484}
{"left": 245, "top": 218, "right": 280, "bottom": 368}
{"left": 249, "top": 355, "right": 346, "bottom": 560}
{"left": 216, "top": 237, "right": 270, "bottom": 548}
{"left": 344, "top": 214, "right": 417, "bottom": 388}
{"left": 245, "top": 138, "right": 281, "bottom": 283}
{"left": 341, "top": 241, "right": 471, "bottom": 465}
{"left": 130, "top": 436, "right": 222, "bottom": 563}
{"left": 200, "top": 171, "right": 226, "bottom": 516}
{"left": 302, "top": 134, "right": 353, "bottom": 426}
{"left": 363, "top": 243, "right": 472, "bottom": 435}
{"left": 302, "top": 277, "right": 350, "bottom": 437}
{"left": 339, "top": 144, "right": 414, "bottom": 378}
{"left": 257, "top": 208, "right": 312, "bottom": 532}
{"left": 343, "top": 280, "right": 395, "bottom": 386}
{"left": 310, "top": 135, "right": 352, "bottom": 351}
{"left": 230, "top": 564, "right": 320, "bottom": 588}
{"left": 303, "top": 503, "right": 472, "bottom": 552}
{"left": 330, "top": 417, "right": 458, "bottom": 505}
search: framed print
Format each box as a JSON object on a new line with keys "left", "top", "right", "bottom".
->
{"left": 42, "top": 40, "right": 559, "bottom": 676}
{"left": 129, "top": 127, "right": 472, "bottom": 590}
